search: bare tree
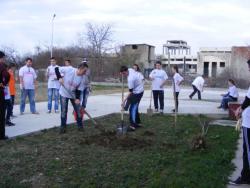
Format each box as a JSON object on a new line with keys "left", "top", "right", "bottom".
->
{"left": 1, "top": 46, "right": 21, "bottom": 65}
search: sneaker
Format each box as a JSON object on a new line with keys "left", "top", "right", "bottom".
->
{"left": 217, "top": 106, "right": 222, "bottom": 109}
{"left": 6, "top": 121, "right": 15, "bottom": 126}
{"left": 10, "top": 115, "right": 17, "bottom": 118}
{"left": 55, "top": 110, "right": 59, "bottom": 113}
{"left": 229, "top": 177, "right": 250, "bottom": 185}
{"left": 128, "top": 125, "right": 136, "bottom": 131}
{"left": 159, "top": 109, "right": 164, "bottom": 114}
{"left": 32, "top": 112, "right": 39, "bottom": 115}
{"left": 154, "top": 109, "right": 159, "bottom": 113}
{"left": 47, "top": 110, "right": 51, "bottom": 114}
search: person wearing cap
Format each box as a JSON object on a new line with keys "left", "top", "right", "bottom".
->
{"left": 0, "top": 51, "right": 10, "bottom": 140}
{"left": 19, "top": 57, "right": 39, "bottom": 115}
{"left": 229, "top": 60, "right": 250, "bottom": 185}
{"left": 46, "top": 57, "right": 60, "bottom": 113}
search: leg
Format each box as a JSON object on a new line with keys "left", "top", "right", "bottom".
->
{"left": 197, "top": 90, "right": 201, "bottom": 100}
{"left": 241, "top": 127, "right": 250, "bottom": 180}
{"left": 175, "top": 92, "right": 179, "bottom": 111}
{"left": 28, "top": 90, "right": 36, "bottom": 113}
{"left": 159, "top": 90, "right": 164, "bottom": 110}
{"left": 153, "top": 90, "right": 159, "bottom": 110}
{"left": 60, "top": 96, "right": 69, "bottom": 128}
{"left": 47, "top": 88, "right": 52, "bottom": 112}
{"left": 129, "top": 94, "right": 138, "bottom": 126}
{"left": 136, "top": 92, "right": 143, "bottom": 124}
{"left": 0, "top": 95, "right": 6, "bottom": 139}
{"left": 5, "top": 99, "right": 12, "bottom": 122}
{"left": 10, "top": 95, "right": 15, "bottom": 116}
{"left": 20, "top": 89, "right": 27, "bottom": 113}
{"left": 70, "top": 99, "right": 83, "bottom": 128}
{"left": 81, "top": 88, "right": 89, "bottom": 109}
{"left": 54, "top": 89, "right": 59, "bottom": 111}
{"left": 189, "top": 85, "right": 197, "bottom": 99}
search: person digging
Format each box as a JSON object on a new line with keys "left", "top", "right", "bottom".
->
{"left": 120, "top": 66, "right": 144, "bottom": 131}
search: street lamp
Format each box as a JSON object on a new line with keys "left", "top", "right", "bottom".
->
{"left": 50, "top": 14, "right": 56, "bottom": 58}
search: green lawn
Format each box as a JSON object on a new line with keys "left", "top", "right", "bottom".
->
{"left": 0, "top": 114, "right": 239, "bottom": 188}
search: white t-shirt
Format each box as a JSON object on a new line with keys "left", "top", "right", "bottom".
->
{"left": 228, "top": 85, "right": 239, "bottom": 98}
{"left": 79, "top": 70, "right": 91, "bottom": 91}
{"left": 127, "top": 68, "right": 144, "bottom": 94}
{"left": 58, "top": 66, "right": 83, "bottom": 99}
{"left": 19, "top": 65, "right": 37, "bottom": 90}
{"left": 4, "top": 86, "right": 11, "bottom": 100}
{"left": 47, "top": 65, "right": 60, "bottom": 89}
{"left": 149, "top": 69, "right": 168, "bottom": 91}
{"left": 242, "top": 87, "right": 250, "bottom": 128}
{"left": 192, "top": 76, "right": 205, "bottom": 92}
{"left": 173, "top": 73, "right": 184, "bottom": 92}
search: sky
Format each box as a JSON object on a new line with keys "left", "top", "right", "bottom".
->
{"left": 1, "top": 0, "right": 250, "bottom": 55}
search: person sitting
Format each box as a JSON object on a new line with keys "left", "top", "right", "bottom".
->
{"left": 218, "top": 79, "right": 239, "bottom": 110}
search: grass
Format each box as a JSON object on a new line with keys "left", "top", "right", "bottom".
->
{"left": 0, "top": 114, "right": 239, "bottom": 188}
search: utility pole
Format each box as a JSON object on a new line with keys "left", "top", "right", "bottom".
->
{"left": 50, "top": 14, "right": 56, "bottom": 58}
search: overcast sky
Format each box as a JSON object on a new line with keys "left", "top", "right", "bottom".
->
{"left": 1, "top": 0, "right": 250, "bottom": 55}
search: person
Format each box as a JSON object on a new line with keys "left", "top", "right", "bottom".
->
{"left": 55, "top": 63, "right": 88, "bottom": 133}
{"left": 189, "top": 75, "right": 205, "bottom": 100}
{"left": 80, "top": 60, "right": 91, "bottom": 109}
{"left": 64, "top": 59, "right": 72, "bottom": 67}
{"left": 120, "top": 66, "right": 144, "bottom": 130}
{"left": 149, "top": 61, "right": 168, "bottom": 114}
{"left": 0, "top": 51, "right": 10, "bottom": 140}
{"left": 8, "top": 63, "right": 16, "bottom": 117}
{"left": 172, "top": 65, "right": 184, "bottom": 113}
{"left": 229, "top": 59, "right": 250, "bottom": 185}
{"left": 218, "top": 79, "right": 239, "bottom": 110}
{"left": 46, "top": 57, "right": 60, "bottom": 113}
{"left": 19, "top": 58, "right": 39, "bottom": 115}
{"left": 4, "top": 85, "right": 15, "bottom": 126}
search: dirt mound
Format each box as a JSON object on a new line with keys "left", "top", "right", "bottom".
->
{"left": 81, "top": 130, "right": 152, "bottom": 150}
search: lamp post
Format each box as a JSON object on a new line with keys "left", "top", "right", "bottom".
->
{"left": 50, "top": 14, "right": 56, "bottom": 58}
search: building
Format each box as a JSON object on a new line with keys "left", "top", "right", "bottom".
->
{"left": 162, "top": 40, "right": 197, "bottom": 73}
{"left": 121, "top": 44, "right": 156, "bottom": 75}
{"left": 197, "top": 47, "right": 231, "bottom": 77}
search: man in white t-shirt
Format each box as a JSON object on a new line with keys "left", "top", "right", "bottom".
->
{"left": 229, "top": 60, "right": 250, "bottom": 186}
{"left": 19, "top": 58, "right": 38, "bottom": 115}
{"left": 149, "top": 61, "right": 168, "bottom": 114}
{"left": 55, "top": 63, "right": 88, "bottom": 133}
{"left": 120, "top": 66, "right": 144, "bottom": 130}
{"left": 46, "top": 57, "right": 60, "bottom": 113}
{"left": 189, "top": 75, "right": 205, "bottom": 100}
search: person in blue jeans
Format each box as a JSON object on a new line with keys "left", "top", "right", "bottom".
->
{"left": 19, "top": 58, "right": 39, "bottom": 115}
{"left": 218, "top": 79, "right": 239, "bottom": 110}
{"left": 46, "top": 57, "right": 60, "bottom": 113}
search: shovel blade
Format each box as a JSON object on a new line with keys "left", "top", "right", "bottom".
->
{"left": 116, "top": 122, "right": 128, "bottom": 135}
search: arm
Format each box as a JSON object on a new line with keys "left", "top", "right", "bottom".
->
{"left": 55, "top": 67, "right": 64, "bottom": 85}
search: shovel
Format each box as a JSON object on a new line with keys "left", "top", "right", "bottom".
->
{"left": 147, "top": 90, "right": 153, "bottom": 116}
{"left": 116, "top": 74, "right": 128, "bottom": 135}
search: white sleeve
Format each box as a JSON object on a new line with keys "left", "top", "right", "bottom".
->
{"left": 128, "top": 77, "right": 135, "bottom": 90}
{"left": 178, "top": 74, "right": 184, "bottom": 82}
{"left": 149, "top": 70, "right": 154, "bottom": 78}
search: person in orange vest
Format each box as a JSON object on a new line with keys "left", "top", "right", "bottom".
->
{"left": 8, "top": 63, "right": 16, "bottom": 118}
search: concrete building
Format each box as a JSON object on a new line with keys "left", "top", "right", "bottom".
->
{"left": 121, "top": 44, "right": 156, "bottom": 76}
{"left": 197, "top": 47, "right": 231, "bottom": 77}
{"left": 162, "top": 40, "right": 197, "bottom": 74}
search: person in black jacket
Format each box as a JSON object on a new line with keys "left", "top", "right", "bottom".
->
{"left": 229, "top": 59, "right": 250, "bottom": 185}
{"left": 0, "top": 51, "right": 10, "bottom": 140}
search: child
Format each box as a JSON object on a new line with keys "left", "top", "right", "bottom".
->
{"left": 172, "top": 65, "right": 184, "bottom": 112}
{"left": 8, "top": 64, "right": 16, "bottom": 117}
{"left": 218, "top": 79, "right": 238, "bottom": 110}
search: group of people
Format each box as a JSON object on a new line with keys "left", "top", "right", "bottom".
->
{"left": 0, "top": 52, "right": 91, "bottom": 139}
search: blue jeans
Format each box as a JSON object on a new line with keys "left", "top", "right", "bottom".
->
{"left": 221, "top": 95, "right": 237, "bottom": 109}
{"left": 48, "top": 88, "right": 59, "bottom": 111}
{"left": 129, "top": 92, "right": 143, "bottom": 126}
{"left": 60, "top": 96, "right": 83, "bottom": 128}
{"left": 81, "top": 87, "right": 90, "bottom": 108}
{"left": 20, "top": 89, "right": 36, "bottom": 113}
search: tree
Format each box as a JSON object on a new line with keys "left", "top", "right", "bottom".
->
{"left": 1, "top": 46, "right": 21, "bottom": 65}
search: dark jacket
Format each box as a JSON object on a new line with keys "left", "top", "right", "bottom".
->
{"left": 0, "top": 63, "right": 10, "bottom": 97}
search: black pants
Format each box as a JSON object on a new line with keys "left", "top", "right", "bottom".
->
{"left": 10, "top": 95, "right": 15, "bottom": 116}
{"left": 5, "top": 99, "right": 12, "bottom": 122}
{"left": 0, "top": 92, "right": 6, "bottom": 139}
{"left": 153, "top": 90, "right": 164, "bottom": 110}
{"left": 174, "top": 92, "right": 179, "bottom": 111}
{"left": 129, "top": 92, "right": 143, "bottom": 126}
{"left": 189, "top": 85, "right": 201, "bottom": 100}
{"left": 241, "top": 127, "right": 250, "bottom": 180}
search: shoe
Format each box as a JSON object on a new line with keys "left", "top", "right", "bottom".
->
{"left": 78, "top": 127, "right": 84, "bottom": 132}
{"left": 47, "top": 110, "right": 51, "bottom": 114}
{"left": 159, "top": 110, "right": 164, "bottom": 114}
{"left": 59, "top": 127, "right": 66, "bottom": 134}
{"left": 154, "top": 109, "right": 159, "bottom": 113}
{"left": 0, "top": 136, "right": 9, "bottom": 140}
{"left": 128, "top": 125, "right": 136, "bottom": 131}
{"left": 229, "top": 177, "right": 250, "bottom": 185}
{"left": 217, "top": 106, "right": 222, "bottom": 109}
{"left": 189, "top": 96, "right": 192, "bottom": 100}
{"left": 32, "top": 112, "right": 39, "bottom": 115}
{"left": 10, "top": 115, "right": 17, "bottom": 118}
{"left": 6, "top": 121, "right": 15, "bottom": 126}
{"left": 55, "top": 110, "right": 59, "bottom": 113}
